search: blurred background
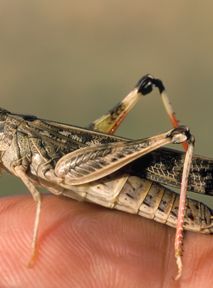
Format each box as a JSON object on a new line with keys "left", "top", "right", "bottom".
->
{"left": 0, "top": 0, "right": 213, "bottom": 206}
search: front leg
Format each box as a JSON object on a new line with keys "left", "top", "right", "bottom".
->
{"left": 13, "top": 165, "right": 41, "bottom": 266}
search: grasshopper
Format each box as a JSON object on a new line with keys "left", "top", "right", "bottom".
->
{"left": 0, "top": 75, "right": 212, "bottom": 279}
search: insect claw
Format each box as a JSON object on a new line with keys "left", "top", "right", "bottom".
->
{"left": 27, "top": 246, "right": 38, "bottom": 268}
{"left": 175, "top": 255, "right": 183, "bottom": 280}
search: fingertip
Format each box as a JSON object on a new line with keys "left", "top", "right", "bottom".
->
{"left": 0, "top": 195, "right": 168, "bottom": 287}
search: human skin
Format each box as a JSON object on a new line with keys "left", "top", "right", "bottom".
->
{"left": 0, "top": 195, "right": 212, "bottom": 288}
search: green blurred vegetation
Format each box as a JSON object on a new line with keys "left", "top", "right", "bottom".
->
{"left": 0, "top": 1, "right": 213, "bottom": 207}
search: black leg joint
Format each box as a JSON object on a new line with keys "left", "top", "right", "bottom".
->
{"left": 136, "top": 74, "right": 165, "bottom": 95}
{"left": 168, "top": 125, "right": 195, "bottom": 145}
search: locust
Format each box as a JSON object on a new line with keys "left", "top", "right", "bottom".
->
{"left": 0, "top": 75, "right": 212, "bottom": 280}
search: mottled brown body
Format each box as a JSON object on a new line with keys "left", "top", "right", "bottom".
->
{"left": 0, "top": 107, "right": 212, "bottom": 234}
